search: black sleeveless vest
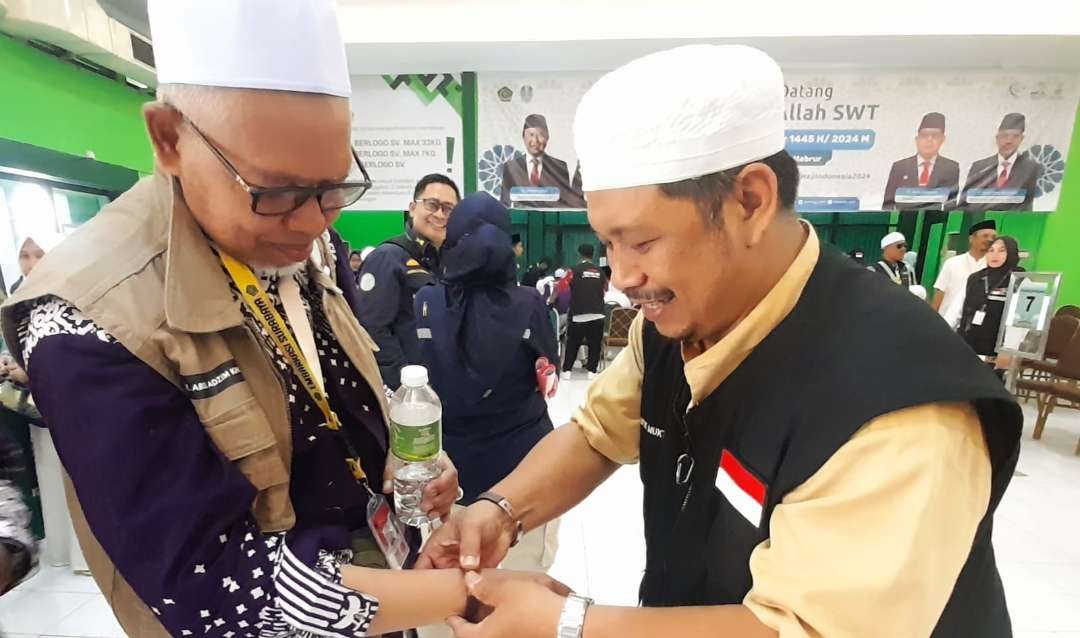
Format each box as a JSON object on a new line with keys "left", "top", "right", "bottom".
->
{"left": 638, "top": 245, "right": 1021, "bottom": 637}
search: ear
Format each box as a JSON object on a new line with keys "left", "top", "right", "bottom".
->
{"left": 143, "top": 102, "right": 185, "bottom": 176}
{"left": 733, "top": 162, "right": 781, "bottom": 248}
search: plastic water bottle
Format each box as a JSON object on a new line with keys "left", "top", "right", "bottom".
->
{"left": 390, "top": 365, "right": 442, "bottom": 527}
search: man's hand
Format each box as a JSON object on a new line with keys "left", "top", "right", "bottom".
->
{"left": 382, "top": 451, "right": 459, "bottom": 522}
{"left": 416, "top": 501, "right": 517, "bottom": 570}
{"left": 447, "top": 570, "right": 566, "bottom": 638}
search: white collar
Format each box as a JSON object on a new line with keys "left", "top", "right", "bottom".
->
{"left": 998, "top": 152, "right": 1019, "bottom": 165}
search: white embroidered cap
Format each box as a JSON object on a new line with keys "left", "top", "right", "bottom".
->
{"left": 881, "top": 232, "right": 907, "bottom": 249}
{"left": 573, "top": 44, "right": 786, "bottom": 192}
{"left": 148, "top": 0, "right": 351, "bottom": 98}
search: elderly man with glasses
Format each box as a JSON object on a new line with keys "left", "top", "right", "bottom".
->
{"left": 355, "top": 174, "right": 461, "bottom": 392}
{"left": 0, "top": 1, "right": 487, "bottom": 636}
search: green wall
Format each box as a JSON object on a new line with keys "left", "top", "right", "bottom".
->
{"left": 334, "top": 211, "right": 404, "bottom": 251}
{"left": 0, "top": 35, "right": 153, "bottom": 173}
{"left": 1031, "top": 106, "right": 1080, "bottom": 308}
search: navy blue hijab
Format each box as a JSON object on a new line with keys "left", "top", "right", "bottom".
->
{"left": 420, "top": 192, "right": 534, "bottom": 403}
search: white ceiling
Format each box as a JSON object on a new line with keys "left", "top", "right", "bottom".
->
{"left": 344, "top": 35, "right": 1080, "bottom": 74}
{"left": 336, "top": 0, "right": 1080, "bottom": 73}
{"left": 93, "top": 0, "right": 1080, "bottom": 75}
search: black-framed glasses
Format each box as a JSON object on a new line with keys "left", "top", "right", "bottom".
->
{"left": 414, "top": 198, "right": 456, "bottom": 215}
{"left": 175, "top": 108, "right": 372, "bottom": 217}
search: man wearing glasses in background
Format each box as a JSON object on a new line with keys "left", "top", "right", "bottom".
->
{"left": 871, "top": 231, "right": 918, "bottom": 288}
{"left": 0, "top": 1, "right": 475, "bottom": 636}
{"left": 356, "top": 174, "right": 461, "bottom": 392}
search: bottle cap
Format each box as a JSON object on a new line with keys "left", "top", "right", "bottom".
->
{"left": 400, "top": 365, "right": 429, "bottom": 388}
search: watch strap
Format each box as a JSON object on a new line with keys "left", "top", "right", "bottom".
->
{"left": 475, "top": 491, "right": 525, "bottom": 548}
{"left": 557, "top": 593, "right": 593, "bottom": 638}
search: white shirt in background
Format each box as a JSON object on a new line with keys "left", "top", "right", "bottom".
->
{"left": 535, "top": 275, "right": 555, "bottom": 297}
{"left": 935, "top": 251, "right": 986, "bottom": 325}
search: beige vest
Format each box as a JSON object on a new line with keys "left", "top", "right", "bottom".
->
{"left": 1, "top": 174, "right": 388, "bottom": 636}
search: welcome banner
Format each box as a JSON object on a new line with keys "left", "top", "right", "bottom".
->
{"left": 479, "top": 70, "right": 1078, "bottom": 212}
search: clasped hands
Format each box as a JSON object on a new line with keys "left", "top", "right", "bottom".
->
{"left": 418, "top": 500, "right": 575, "bottom": 638}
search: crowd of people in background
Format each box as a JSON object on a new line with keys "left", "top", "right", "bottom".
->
{"left": 867, "top": 219, "right": 1026, "bottom": 379}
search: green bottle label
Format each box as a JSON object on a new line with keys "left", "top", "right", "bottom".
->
{"left": 390, "top": 417, "right": 441, "bottom": 462}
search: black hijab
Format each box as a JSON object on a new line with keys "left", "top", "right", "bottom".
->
{"left": 422, "top": 193, "right": 533, "bottom": 401}
{"left": 984, "top": 236, "right": 1021, "bottom": 279}
{"left": 961, "top": 236, "right": 1024, "bottom": 355}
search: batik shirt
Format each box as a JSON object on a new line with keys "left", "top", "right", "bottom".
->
{"left": 19, "top": 250, "right": 390, "bottom": 637}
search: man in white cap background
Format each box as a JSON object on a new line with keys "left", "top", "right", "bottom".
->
{"left": 0, "top": 1, "right": 549, "bottom": 636}
{"left": 871, "top": 231, "right": 918, "bottom": 287}
{"left": 421, "top": 44, "right": 1021, "bottom": 638}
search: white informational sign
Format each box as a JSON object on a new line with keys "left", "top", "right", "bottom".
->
{"left": 479, "top": 70, "right": 1079, "bottom": 212}
{"left": 350, "top": 74, "right": 465, "bottom": 211}
{"left": 998, "top": 272, "right": 1062, "bottom": 359}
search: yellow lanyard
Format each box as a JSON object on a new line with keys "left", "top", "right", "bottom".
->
{"left": 219, "top": 253, "right": 370, "bottom": 487}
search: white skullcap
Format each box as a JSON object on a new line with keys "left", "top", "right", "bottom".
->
{"left": 574, "top": 45, "right": 785, "bottom": 192}
{"left": 881, "top": 232, "right": 907, "bottom": 249}
{"left": 148, "top": 0, "right": 351, "bottom": 98}
{"left": 360, "top": 246, "right": 375, "bottom": 261}
{"left": 554, "top": 268, "right": 567, "bottom": 278}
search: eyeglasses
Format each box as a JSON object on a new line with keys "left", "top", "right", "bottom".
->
{"left": 414, "top": 198, "right": 456, "bottom": 215}
{"left": 174, "top": 107, "right": 372, "bottom": 217}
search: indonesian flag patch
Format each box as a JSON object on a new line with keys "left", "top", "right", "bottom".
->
{"left": 716, "top": 450, "right": 767, "bottom": 528}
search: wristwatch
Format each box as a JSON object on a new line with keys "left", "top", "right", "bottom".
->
{"left": 475, "top": 491, "right": 525, "bottom": 548}
{"left": 557, "top": 593, "right": 593, "bottom": 638}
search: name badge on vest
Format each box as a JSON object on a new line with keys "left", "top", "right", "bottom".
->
{"left": 715, "top": 450, "right": 767, "bottom": 528}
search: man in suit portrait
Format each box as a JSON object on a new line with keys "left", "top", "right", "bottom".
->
{"left": 960, "top": 112, "right": 1041, "bottom": 212}
{"left": 500, "top": 113, "right": 587, "bottom": 209}
{"left": 881, "top": 112, "right": 960, "bottom": 211}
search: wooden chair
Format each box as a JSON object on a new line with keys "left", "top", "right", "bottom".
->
{"left": 1017, "top": 329, "right": 1080, "bottom": 454}
{"left": 1016, "top": 315, "right": 1080, "bottom": 402}
{"left": 1056, "top": 305, "right": 1080, "bottom": 320}
{"left": 600, "top": 307, "right": 638, "bottom": 370}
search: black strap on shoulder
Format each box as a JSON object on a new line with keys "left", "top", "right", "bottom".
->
{"left": 381, "top": 235, "right": 425, "bottom": 264}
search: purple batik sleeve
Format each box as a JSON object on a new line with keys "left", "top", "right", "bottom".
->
{"left": 26, "top": 326, "right": 377, "bottom": 638}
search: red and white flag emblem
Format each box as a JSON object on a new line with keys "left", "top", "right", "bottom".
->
{"left": 716, "top": 450, "right": 767, "bottom": 527}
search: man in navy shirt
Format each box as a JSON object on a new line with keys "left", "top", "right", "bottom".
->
{"left": 356, "top": 174, "right": 460, "bottom": 391}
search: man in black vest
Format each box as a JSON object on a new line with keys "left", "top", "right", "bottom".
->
{"left": 356, "top": 174, "right": 459, "bottom": 390}
{"left": 870, "top": 231, "right": 918, "bottom": 288}
{"left": 562, "top": 244, "right": 608, "bottom": 379}
{"left": 422, "top": 45, "right": 1021, "bottom": 638}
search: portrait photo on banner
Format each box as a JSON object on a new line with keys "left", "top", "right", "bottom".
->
{"left": 479, "top": 71, "right": 1077, "bottom": 213}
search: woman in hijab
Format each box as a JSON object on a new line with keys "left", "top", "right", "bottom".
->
{"left": 957, "top": 236, "right": 1024, "bottom": 372}
{"left": 8, "top": 232, "right": 58, "bottom": 294}
{"left": 414, "top": 192, "right": 560, "bottom": 574}
{"left": 1, "top": 230, "right": 89, "bottom": 575}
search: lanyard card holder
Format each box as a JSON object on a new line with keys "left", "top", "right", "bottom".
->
{"left": 366, "top": 493, "right": 411, "bottom": 570}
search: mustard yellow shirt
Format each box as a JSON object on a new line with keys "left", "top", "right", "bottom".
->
{"left": 573, "top": 223, "right": 991, "bottom": 637}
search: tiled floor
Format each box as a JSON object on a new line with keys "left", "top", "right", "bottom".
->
{"left": 3, "top": 375, "right": 1080, "bottom": 637}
